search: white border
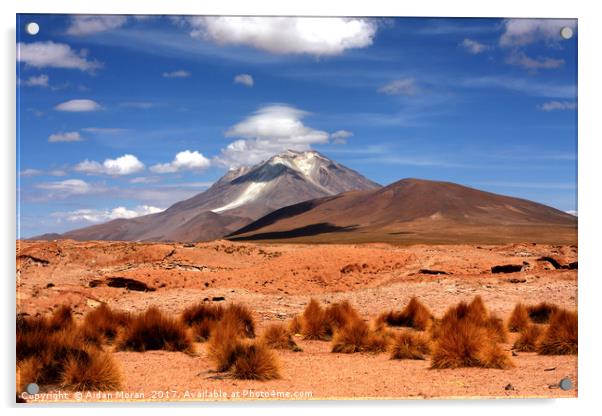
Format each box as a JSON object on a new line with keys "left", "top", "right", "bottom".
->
{"left": 3, "top": 0, "right": 601, "bottom": 415}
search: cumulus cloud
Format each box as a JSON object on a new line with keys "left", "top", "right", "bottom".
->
{"left": 505, "top": 52, "right": 564, "bottom": 70}
{"left": 461, "top": 38, "right": 489, "bottom": 54}
{"left": 330, "top": 130, "right": 353, "bottom": 144}
{"left": 75, "top": 154, "right": 145, "bottom": 176}
{"left": 21, "top": 74, "right": 49, "bottom": 87}
{"left": 162, "top": 70, "right": 191, "bottom": 78}
{"left": 537, "top": 101, "right": 577, "bottom": 111}
{"left": 234, "top": 74, "right": 254, "bottom": 87}
{"left": 54, "top": 205, "right": 163, "bottom": 223}
{"left": 17, "top": 41, "right": 101, "bottom": 71}
{"left": 36, "top": 179, "right": 93, "bottom": 197}
{"left": 184, "top": 16, "right": 377, "bottom": 56}
{"left": 500, "top": 19, "right": 577, "bottom": 47}
{"left": 55, "top": 99, "right": 102, "bottom": 112}
{"left": 378, "top": 78, "right": 418, "bottom": 96}
{"left": 150, "top": 150, "right": 211, "bottom": 173}
{"left": 215, "top": 104, "right": 329, "bottom": 167}
{"left": 565, "top": 210, "right": 577, "bottom": 216}
{"left": 48, "top": 131, "right": 84, "bottom": 143}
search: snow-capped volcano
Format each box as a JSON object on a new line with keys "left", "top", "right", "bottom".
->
{"left": 56, "top": 150, "right": 380, "bottom": 242}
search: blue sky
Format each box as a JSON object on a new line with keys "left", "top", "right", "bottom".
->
{"left": 16, "top": 15, "right": 577, "bottom": 237}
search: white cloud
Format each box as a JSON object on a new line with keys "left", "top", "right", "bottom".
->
{"left": 185, "top": 17, "right": 377, "bottom": 56}
{"left": 234, "top": 74, "right": 254, "bottom": 87}
{"left": 19, "top": 169, "right": 43, "bottom": 177}
{"left": 75, "top": 154, "right": 145, "bottom": 176}
{"left": 19, "top": 168, "right": 66, "bottom": 177}
{"left": 505, "top": 52, "right": 564, "bottom": 70}
{"left": 22, "top": 74, "right": 49, "bottom": 87}
{"left": 66, "top": 15, "right": 128, "bottom": 36}
{"left": 461, "top": 38, "right": 489, "bottom": 54}
{"left": 119, "top": 101, "right": 154, "bottom": 109}
{"left": 500, "top": 19, "right": 577, "bottom": 47}
{"left": 216, "top": 104, "right": 330, "bottom": 167}
{"left": 17, "top": 41, "right": 101, "bottom": 71}
{"left": 150, "top": 150, "right": 211, "bottom": 173}
{"left": 537, "top": 101, "right": 577, "bottom": 111}
{"left": 36, "top": 179, "right": 92, "bottom": 196}
{"left": 162, "top": 70, "right": 191, "bottom": 78}
{"left": 55, "top": 99, "right": 102, "bottom": 112}
{"left": 378, "top": 78, "right": 418, "bottom": 96}
{"left": 82, "top": 127, "right": 128, "bottom": 134}
{"left": 565, "top": 210, "right": 577, "bottom": 216}
{"left": 330, "top": 130, "right": 353, "bottom": 144}
{"left": 48, "top": 131, "right": 83, "bottom": 143}
{"left": 54, "top": 205, "right": 164, "bottom": 223}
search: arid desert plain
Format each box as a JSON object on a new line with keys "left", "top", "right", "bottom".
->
{"left": 16, "top": 239, "right": 577, "bottom": 401}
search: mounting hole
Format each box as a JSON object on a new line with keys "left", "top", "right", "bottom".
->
{"left": 25, "top": 22, "right": 40, "bottom": 36}
{"left": 26, "top": 383, "right": 39, "bottom": 394}
{"left": 559, "top": 377, "right": 573, "bottom": 390}
{"left": 560, "top": 26, "right": 573, "bottom": 40}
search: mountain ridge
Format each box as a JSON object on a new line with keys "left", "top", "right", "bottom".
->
{"left": 43, "top": 150, "right": 380, "bottom": 242}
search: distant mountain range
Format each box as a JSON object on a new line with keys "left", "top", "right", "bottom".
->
{"left": 45, "top": 150, "right": 379, "bottom": 242}
{"left": 35, "top": 150, "right": 577, "bottom": 244}
{"left": 228, "top": 177, "right": 577, "bottom": 244}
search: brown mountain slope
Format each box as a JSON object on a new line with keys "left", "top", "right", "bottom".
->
{"left": 47, "top": 150, "right": 379, "bottom": 243}
{"left": 228, "top": 178, "right": 577, "bottom": 244}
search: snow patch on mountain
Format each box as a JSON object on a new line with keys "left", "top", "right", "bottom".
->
{"left": 212, "top": 181, "right": 268, "bottom": 213}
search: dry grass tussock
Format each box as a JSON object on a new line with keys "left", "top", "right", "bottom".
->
{"left": 537, "top": 308, "right": 577, "bottom": 355}
{"left": 430, "top": 297, "right": 514, "bottom": 369}
{"left": 390, "top": 330, "right": 431, "bottom": 360}
{"left": 513, "top": 324, "right": 544, "bottom": 352}
{"left": 16, "top": 306, "right": 122, "bottom": 392}
{"left": 331, "top": 319, "right": 392, "bottom": 354}
{"left": 208, "top": 320, "right": 280, "bottom": 380}
{"left": 507, "top": 303, "right": 530, "bottom": 332}
{"left": 81, "top": 304, "right": 131, "bottom": 345}
{"left": 527, "top": 302, "right": 558, "bottom": 324}
{"left": 115, "top": 306, "right": 193, "bottom": 353}
{"left": 377, "top": 297, "right": 433, "bottom": 331}
{"left": 261, "top": 323, "right": 302, "bottom": 351}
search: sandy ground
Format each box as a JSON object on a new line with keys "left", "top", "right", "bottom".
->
{"left": 16, "top": 240, "right": 578, "bottom": 401}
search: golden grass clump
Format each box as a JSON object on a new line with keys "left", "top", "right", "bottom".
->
{"left": 81, "top": 304, "right": 131, "bottom": 345}
{"left": 331, "top": 319, "right": 391, "bottom": 354}
{"left": 180, "top": 303, "right": 224, "bottom": 342}
{"left": 59, "top": 346, "right": 122, "bottom": 391}
{"left": 527, "top": 302, "right": 558, "bottom": 324}
{"left": 537, "top": 308, "right": 578, "bottom": 355}
{"left": 16, "top": 310, "right": 122, "bottom": 392}
{"left": 47, "top": 305, "right": 75, "bottom": 332}
{"left": 261, "top": 323, "right": 301, "bottom": 351}
{"left": 507, "top": 303, "right": 530, "bottom": 332}
{"left": 325, "top": 300, "right": 362, "bottom": 334}
{"left": 230, "top": 342, "right": 281, "bottom": 380}
{"left": 288, "top": 315, "right": 302, "bottom": 335}
{"left": 377, "top": 297, "right": 433, "bottom": 331}
{"left": 513, "top": 324, "right": 544, "bottom": 352}
{"left": 115, "top": 307, "right": 193, "bottom": 353}
{"left": 181, "top": 303, "right": 224, "bottom": 326}
{"left": 221, "top": 304, "right": 256, "bottom": 339}
{"left": 430, "top": 297, "right": 514, "bottom": 369}
{"left": 208, "top": 321, "right": 280, "bottom": 380}
{"left": 301, "top": 299, "right": 329, "bottom": 340}
{"left": 390, "top": 331, "right": 431, "bottom": 360}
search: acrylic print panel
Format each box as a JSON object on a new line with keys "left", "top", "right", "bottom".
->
{"left": 16, "top": 14, "right": 577, "bottom": 403}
